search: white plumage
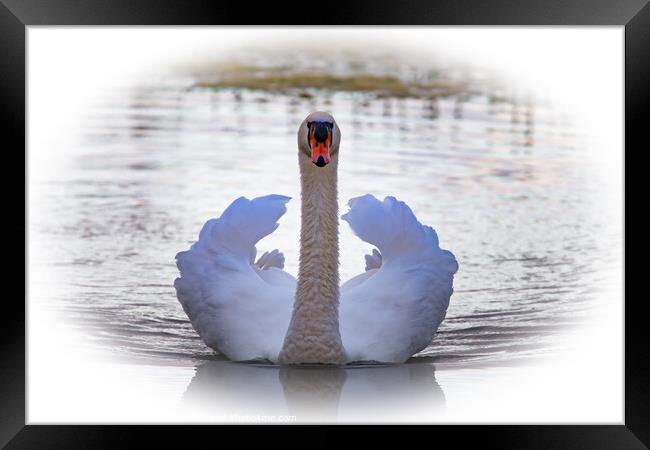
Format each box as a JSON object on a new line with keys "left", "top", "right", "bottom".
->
{"left": 175, "top": 193, "right": 457, "bottom": 364}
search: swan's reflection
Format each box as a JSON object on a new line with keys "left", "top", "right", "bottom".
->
{"left": 181, "top": 358, "right": 446, "bottom": 422}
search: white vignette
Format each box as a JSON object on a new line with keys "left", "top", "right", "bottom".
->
{"left": 25, "top": 26, "right": 624, "bottom": 424}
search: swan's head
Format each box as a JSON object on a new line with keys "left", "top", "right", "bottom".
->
{"left": 298, "top": 111, "right": 341, "bottom": 168}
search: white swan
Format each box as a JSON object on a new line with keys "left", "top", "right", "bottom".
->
{"left": 174, "top": 111, "right": 458, "bottom": 364}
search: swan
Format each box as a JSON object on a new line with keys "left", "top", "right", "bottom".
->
{"left": 174, "top": 111, "right": 458, "bottom": 364}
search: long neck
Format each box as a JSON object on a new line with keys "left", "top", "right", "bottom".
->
{"left": 278, "top": 154, "right": 345, "bottom": 365}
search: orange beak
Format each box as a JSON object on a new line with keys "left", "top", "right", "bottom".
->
{"left": 309, "top": 123, "right": 332, "bottom": 167}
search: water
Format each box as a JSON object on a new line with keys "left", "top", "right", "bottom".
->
{"left": 28, "top": 77, "right": 621, "bottom": 422}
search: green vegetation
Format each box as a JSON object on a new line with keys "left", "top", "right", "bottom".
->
{"left": 193, "top": 69, "right": 466, "bottom": 98}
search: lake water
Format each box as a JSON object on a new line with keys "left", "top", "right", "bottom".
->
{"left": 28, "top": 76, "right": 622, "bottom": 422}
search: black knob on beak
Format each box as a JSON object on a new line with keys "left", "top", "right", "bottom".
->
{"left": 315, "top": 156, "right": 327, "bottom": 167}
{"left": 313, "top": 122, "right": 329, "bottom": 143}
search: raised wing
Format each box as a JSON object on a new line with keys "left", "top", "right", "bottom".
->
{"left": 174, "top": 195, "right": 296, "bottom": 362}
{"left": 339, "top": 194, "right": 458, "bottom": 363}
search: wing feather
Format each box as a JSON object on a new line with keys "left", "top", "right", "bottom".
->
{"left": 174, "top": 195, "right": 296, "bottom": 362}
{"left": 340, "top": 195, "right": 458, "bottom": 363}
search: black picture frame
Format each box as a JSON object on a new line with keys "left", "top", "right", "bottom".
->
{"left": 4, "top": 0, "right": 647, "bottom": 447}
